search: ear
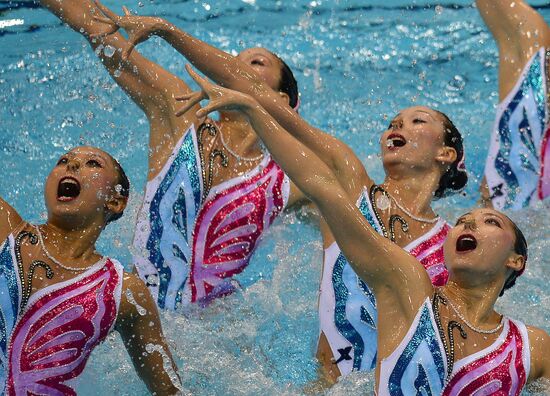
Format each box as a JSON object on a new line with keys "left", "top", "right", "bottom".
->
{"left": 105, "top": 194, "right": 128, "bottom": 220}
{"left": 435, "top": 146, "right": 457, "bottom": 166}
{"left": 278, "top": 91, "right": 290, "bottom": 106}
{"left": 506, "top": 253, "right": 525, "bottom": 273}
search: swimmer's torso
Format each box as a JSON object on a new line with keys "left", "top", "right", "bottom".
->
{"left": 317, "top": 185, "right": 449, "bottom": 379}
{"left": 133, "top": 123, "right": 290, "bottom": 309}
{"left": 377, "top": 296, "right": 530, "bottom": 395}
{"left": 485, "top": 47, "right": 550, "bottom": 209}
{"left": 0, "top": 224, "right": 123, "bottom": 395}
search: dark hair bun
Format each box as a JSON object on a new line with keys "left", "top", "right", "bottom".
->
{"left": 434, "top": 111, "right": 468, "bottom": 199}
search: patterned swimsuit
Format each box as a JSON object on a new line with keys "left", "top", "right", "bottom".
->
{"left": 0, "top": 228, "right": 123, "bottom": 395}
{"left": 133, "top": 123, "right": 289, "bottom": 309}
{"left": 485, "top": 47, "right": 550, "bottom": 209}
{"left": 378, "top": 298, "right": 530, "bottom": 395}
{"left": 318, "top": 185, "right": 450, "bottom": 375}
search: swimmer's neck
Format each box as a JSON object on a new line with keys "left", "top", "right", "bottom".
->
{"left": 441, "top": 281, "right": 502, "bottom": 327}
{"left": 381, "top": 173, "right": 439, "bottom": 218}
{"left": 40, "top": 219, "right": 102, "bottom": 263}
{"left": 218, "top": 111, "right": 263, "bottom": 157}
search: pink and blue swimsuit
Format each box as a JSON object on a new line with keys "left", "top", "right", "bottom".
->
{"left": 378, "top": 298, "right": 530, "bottom": 395}
{"left": 0, "top": 229, "right": 123, "bottom": 395}
{"left": 133, "top": 124, "right": 289, "bottom": 309}
{"left": 318, "top": 186, "right": 450, "bottom": 375}
{"left": 485, "top": 47, "right": 550, "bottom": 209}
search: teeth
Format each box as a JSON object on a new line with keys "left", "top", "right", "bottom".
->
{"left": 61, "top": 178, "right": 78, "bottom": 185}
{"left": 386, "top": 140, "right": 395, "bottom": 148}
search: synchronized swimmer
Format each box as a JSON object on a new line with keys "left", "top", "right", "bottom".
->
{"left": 0, "top": 0, "right": 548, "bottom": 394}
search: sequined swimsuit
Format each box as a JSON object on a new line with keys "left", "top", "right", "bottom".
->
{"left": 0, "top": 230, "right": 123, "bottom": 395}
{"left": 133, "top": 124, "right": 290, "bottom": 309}
{"left": 318, "top": 186, "right": 449, "bottom": 375}
{"left": 485, "top": 47, "right": 550, "bottom": 209}
{"left": 377, "top": 298, "right": 530, "bottom": 395}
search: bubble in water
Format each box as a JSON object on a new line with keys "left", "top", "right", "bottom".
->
{"left": 103, "top": 45, "right": 116, "bottom": 58}
{"left": 113, "top": 69, "right": 122, "bottom": 78}
{"left": 435, "top": 5, "right": 443, "bottom": 15}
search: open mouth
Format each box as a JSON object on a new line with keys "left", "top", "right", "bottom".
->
{"left": 57, "top": 177, "right": 81, "bottom": 202}
{"left": 386, "top": 133, "right": 407, "bottom": 149}
{"left": 456, "top": 234, "right": 477, "bottom": 253}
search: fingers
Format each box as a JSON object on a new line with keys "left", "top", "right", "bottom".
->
{"left": 122, "top": 6, "right": 131, "bottom": 16}
{"left": 175, "top": 92, "right": 196, "bottom": 101}
{"left": 92, "top": 15, "right": 115, "bottom": 25}
{"left": 175, "top": 92, "right": 203, "bottom": 117}
{"left": 185, "top": 64, "right": 212, "bottom": 91}
{"left": 121, "top": 42, "right": 135, "bottom": 61}
{"left": 196, "top": 100, "right": 222, "bottom": 118}
{"left": 93, "top": 0, "right": 120, "bottom": 22}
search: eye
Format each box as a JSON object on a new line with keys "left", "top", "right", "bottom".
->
{"left": 86, "top": 159, "right": 102, "bottom": 168}
{"left": 251, "top": 59, "right": 264, "bottom": 66}
{"left": 57, "top": 157, "right": 68, "bottom": 166}
{"left": 455, "top": 218, "right": 465, "bottom": 226}
{"left": 485, "top": 218, "right": 501, "bottom": 227}
{"left": 413, "top": 118, "right": 426, "bottom": 124}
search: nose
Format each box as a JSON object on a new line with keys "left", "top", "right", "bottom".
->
{"left": 391, "top": 120, "right": 404, "bottom": 130}
{"left": 67, "top": 159, "right": 80, "bottom": 171}
{"left": 462, "top": 218, "right": 477, "bottom": 231}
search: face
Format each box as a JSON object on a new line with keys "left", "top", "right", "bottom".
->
{"left": 380, "top": 106, "right": 450, "bottom": 172}
{"left": 443, "top": 208, "right": 518, "bottom": 279}
{"left": 237, "top": 47, "right": 283, "bottom": 92}
{"left": 44, "top": 146, "right": 122, "bottom": 225}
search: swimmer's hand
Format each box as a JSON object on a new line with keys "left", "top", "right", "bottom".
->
{"left": 176, "top": 65, "right": 259, "bottom": 119}
{"left": 91, "top": 0, "right": 165, "bottom": 61}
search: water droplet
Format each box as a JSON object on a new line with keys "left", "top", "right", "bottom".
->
{"left": 103, "top": 45, "right": 116, "bottom": 58}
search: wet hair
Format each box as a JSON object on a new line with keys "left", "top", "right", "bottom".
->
{"left": 275, "top": 55, "right": 299, "bottom": 110}
{"left": 104, "top": 153, "right": 130, "bottom": 224}
{"left": 433, "top": 110, "right": 468, "bottom": 199}
{"left": 499, "top": 217, "right": 528, "bottom": 296}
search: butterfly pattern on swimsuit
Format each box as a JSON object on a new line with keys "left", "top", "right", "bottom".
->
{"left": 485, "top": 48, "right": 550, "bottom": 209}
{"left": 133, "top": 124, "right": 289, "bottom": 309}
{"left": 0, "top": 233, "right": 123, "bottom": 395}
{"left": 319, "top": 187, "right": 449, "bottom": 375}
{"left": 378, "top": 299, "right": 531, "bottom": 396}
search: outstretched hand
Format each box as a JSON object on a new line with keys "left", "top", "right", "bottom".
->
{"left": 175, "top": 65, "right": 258, "bottom": 118}
{"left": 91, "top": 0, "right": 165, "bottom": 61}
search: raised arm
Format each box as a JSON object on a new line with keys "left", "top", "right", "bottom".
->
{"left": 116, "top": 273, "right": 182, "bottom": 395}
{"left": 92, "top": 10, "right": 369, "bottom": 197}
{"left": 183, "top": 67, "right": 433, "bottom": 319}
{"left": 476, "top": 0, "right": 550, "bottom": 100}
{"left": 39, "top": 0, "right": 200, "bottom": 177}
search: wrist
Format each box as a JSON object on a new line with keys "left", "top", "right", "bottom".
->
{"left": 156, "top": 19, "right": 175, "bottom": 38}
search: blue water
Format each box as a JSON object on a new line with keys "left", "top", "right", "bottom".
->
{"left": 1, "top": 0, "right": 549, "bottom": 394}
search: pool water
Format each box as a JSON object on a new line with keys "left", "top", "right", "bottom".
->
{"left": 1, "top": 0, "right": 549, "bottom": 394}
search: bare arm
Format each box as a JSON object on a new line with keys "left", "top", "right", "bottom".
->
{"left": 95, "top": 12, "right": 370, "bottom": 198}
{"left": 185, "top": 68, "right": 433, "bottom": 319}
{"left": 0, "top": 197, "right": 22, "bottom": 244}
{"left": 528, "top": 326, "right": 550, "bottom": 387}
{"left": 116, "top": 273, "right": 182, "bottom": 395}
{"left": 476, "top": 0, "right": 550, "bottom": 100}
{"left": 39, "top": 0, "right": 200, "bottom": 177}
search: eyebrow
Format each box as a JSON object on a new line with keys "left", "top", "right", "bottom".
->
{"left": 414, "top": 110, "right": 436, "bottom": 120}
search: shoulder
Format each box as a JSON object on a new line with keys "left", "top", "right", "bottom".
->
{"left": 121, "top": 271, "right": 150, "bottom": 297}
{"left": 0, "top": 198, "right": 23, "bottom": 243}
{"left": 526, "top": 325, "right": 550, "bottom": 381}
{"left": 118, "top": 272, "right": 157, "bottom": 319}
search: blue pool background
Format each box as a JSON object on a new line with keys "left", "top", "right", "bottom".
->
{"left": 1, "top": 0, "right": 549, "bottom": 394}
